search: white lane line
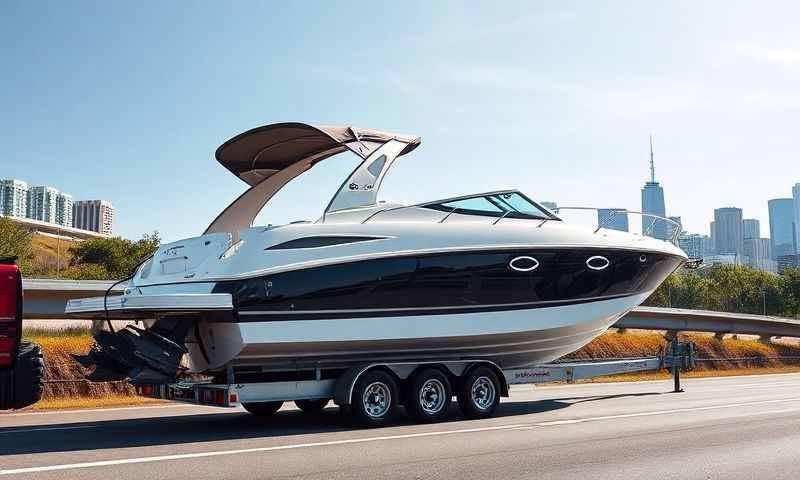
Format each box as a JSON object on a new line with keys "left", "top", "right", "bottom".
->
{"left": 0, "top": 425, "right": 96, "bottom": 435}
{"left": 4, "top": 396, "right": 800, "bottom": 475}
{"left": 735, "top": 382, "right": 799, "bottom": 388}
{"left": 0, "top": 403, "right": 214, "bottom": 417}
{"left": 0, "top": 423, "right": 529, "bottom": 475}
{"left": 534, "top": 397, "right": 800, "bottom": 426}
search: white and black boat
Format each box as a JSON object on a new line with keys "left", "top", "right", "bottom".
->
{"left": 67, "top": 122, "right": 686, "bottom": 383}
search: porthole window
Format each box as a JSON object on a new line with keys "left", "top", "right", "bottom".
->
{"left": 509, "top": 256, "right": 540, "bottom": 272}
{"left": 586, "top": 256, "right": 610, "bottom": 271}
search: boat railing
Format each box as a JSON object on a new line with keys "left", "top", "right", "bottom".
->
{"left": 553, "top": 206, "right": 682, "bottom": 243}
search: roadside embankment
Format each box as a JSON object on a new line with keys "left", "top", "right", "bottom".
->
{"left": 18, "top": 327, "right": 800, "bottom": 409}
{"left": 22, "top": 327, "right": 162, "bottom": 409}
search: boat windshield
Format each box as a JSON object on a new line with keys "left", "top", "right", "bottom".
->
{"left": 422, "top": 191, "right": 558, "bottom": 221}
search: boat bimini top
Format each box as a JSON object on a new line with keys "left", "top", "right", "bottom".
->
{"left": 205, "top": 123, "right": 421, "bottom": 235}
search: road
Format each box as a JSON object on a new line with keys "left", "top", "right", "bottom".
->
{"left": 2, "top": 373, "right": 800, "bottom": 479}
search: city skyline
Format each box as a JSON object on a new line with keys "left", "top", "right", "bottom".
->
{"left": 0, "top": 177, "right": 113, "bottom": 235}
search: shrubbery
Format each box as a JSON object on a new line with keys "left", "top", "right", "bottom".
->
{"left": 645, "top": 265, "right": 800, "bottom": 318}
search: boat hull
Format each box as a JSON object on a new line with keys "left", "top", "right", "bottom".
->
{"left": 189, "top": 291, "right": 651, "bottom": 371}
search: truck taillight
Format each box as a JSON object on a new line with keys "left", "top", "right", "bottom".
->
{"left": 0, "top": 264, "right": 20, "bottom": 368}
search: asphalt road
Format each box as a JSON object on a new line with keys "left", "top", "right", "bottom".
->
{"left": 2, "top": 373, "right": 800, "bottom": 479}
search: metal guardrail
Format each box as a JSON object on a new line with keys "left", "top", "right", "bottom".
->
{"left": 18, "top": 279, "right": 800, "bottom": 339}
{"left": 617, "top": 306, "right": 800, "bottom": 338}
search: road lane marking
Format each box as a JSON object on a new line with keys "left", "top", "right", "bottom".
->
{"left": 534, "top": 397, "right": 800, "bottom": 426}
{"left": 0, "top": 423, "right": 529, "bottom": 475}
{"left": 735, "top": 382, "right": 799, "bottom": 388}
{"left": 0, "top": 425, "right": 96, "bottom": 435}
{"left": 3, "top": 396, "right": 800, "bottom": 475}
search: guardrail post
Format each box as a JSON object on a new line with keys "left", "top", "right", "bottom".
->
{"left": 670, "top": 338, "right": 683, "bottom": 393}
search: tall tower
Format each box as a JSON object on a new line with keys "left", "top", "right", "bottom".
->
{"left": 641, "top": 136, "right": 667, "bottom": 240}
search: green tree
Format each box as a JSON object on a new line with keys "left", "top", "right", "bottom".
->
{"left": 68, "top": 231, "right": 161, "bottom": 279}
{"left": 0, "top": 217, "right": 34, "bottom": 273}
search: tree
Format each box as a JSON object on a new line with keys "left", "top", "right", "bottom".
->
{"left": 68, "top": 231, "right": 161, "bottom": 279}
{"left": 0, "top": 217, "right": 34, "bottom": 273}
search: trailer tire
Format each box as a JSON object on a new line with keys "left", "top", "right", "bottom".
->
{"left": 405, "top": 368, "right": 452, "bottom": 423}
{"left": 457, "top": 366, "right": 500, "bottom": 419}
{"left": 295, "top": 399, "right": 329, "bottom": 414}
{"left": 0, "top": 341, "right": 45, "bottom": 410}
{"left": 350, "top": 370, "right": 398, "bottom": 427}
{"left": 242, "top": 401, "right": 283, "bottom": 417}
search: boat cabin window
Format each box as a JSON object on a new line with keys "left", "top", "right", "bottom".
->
{"left": 423, "top": 191, "right": 557, "bottom": 220}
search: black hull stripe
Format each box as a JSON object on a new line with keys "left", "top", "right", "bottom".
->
{"left": 234, "top": 293, "right": 635, "bottom": 322}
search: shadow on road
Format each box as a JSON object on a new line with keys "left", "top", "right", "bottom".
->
{"left": 1, "top": 391, "right": 668, "bottom": 456}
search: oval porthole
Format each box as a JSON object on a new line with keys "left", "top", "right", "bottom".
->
{"left": 639, "top": 254, "right": 647, "bottom": 263}
{"left": 509, "top": 256, "right": 539, "bottom": 272}
{"left": 586, "top": 255, "right": 610, "bottom": 271}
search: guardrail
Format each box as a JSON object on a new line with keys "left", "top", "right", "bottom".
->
{"left": 19, "top": 279, "right": 800, "bottom": 339}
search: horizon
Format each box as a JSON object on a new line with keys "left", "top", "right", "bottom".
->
{"left": 2, "top": 1, "right": 799, "bottom": 242}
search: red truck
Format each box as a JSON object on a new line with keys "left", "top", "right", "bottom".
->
{"left": 0, "top": 258, "right": 44, "bottom": 409}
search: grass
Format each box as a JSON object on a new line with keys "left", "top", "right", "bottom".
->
{"left": 30, "top": 234, "right": 77, "bottom": 272}
{"left": 32, "top": 395, "right": 165, "bottom": 410}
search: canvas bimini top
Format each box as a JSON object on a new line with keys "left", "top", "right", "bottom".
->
{"left": 206, "top": 123, "right": 421, "bottom": 234}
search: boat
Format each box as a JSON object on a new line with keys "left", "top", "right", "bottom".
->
{"left": 66, "top": 122, "right": 686, "bottom": 383}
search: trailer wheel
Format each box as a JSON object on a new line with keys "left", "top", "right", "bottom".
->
{"left": 457, "top": 366, "right": 500, "bottom": 419}
{"left": 295, "top": 398, "right": 329, "bottom": 414}
{"left": 242, "top": 401, "right": 283, "bottom": 417}
{"left": 405, "top": 368, "right": 452, "bottom": 423}
{"left": 0, "top": 341, "right": 45, "bottom": 410}
{"left": 350, "top": 370, "right": 398, "bottom": 427}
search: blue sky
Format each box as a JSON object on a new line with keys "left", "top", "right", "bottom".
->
{"left": 2, "top": 1, "right": 798, "bottom": 241}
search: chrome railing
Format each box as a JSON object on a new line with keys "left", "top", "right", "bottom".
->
{"left": 553, "top": 207, "right": 682, "bottom": 243}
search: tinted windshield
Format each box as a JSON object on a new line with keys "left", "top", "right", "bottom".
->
{"left": 424, "top": 192, "right": 558, "bottom": 220}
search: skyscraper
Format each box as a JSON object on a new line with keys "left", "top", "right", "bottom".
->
{"left": 794, "top": 183, "right": 800, "bottom": 253}
{"left": 597, "top": 208, "right": 629, "bottom": 232}
{"left": 678, "top": 233, "right": 709, "bottom": 259}
{"left": 714, "top": 207, "right": 743, "bottom": 257}
{"left": 0, "top": 179, "right": 29, "bottom": 218}
{"left": 742, "top": 218, "right": 760, "bottom": 239}
{"left": 27, "top": 185, "right": 73, "bottom": 227}
{"left": 641, "top": 136, "right": 667, "bottom": 240}
{"left": 667, "top": 215, "right": 682, "bottom": 241}
{"left": 768, "top": 198, "right": 795, "bottom": 258}
{"left": 73, "top": 200, "right": 114, "bottom": 235}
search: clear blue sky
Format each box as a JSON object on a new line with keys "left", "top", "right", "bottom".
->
{"left": 2, "top": 1, "right": 798, "bottom": 242}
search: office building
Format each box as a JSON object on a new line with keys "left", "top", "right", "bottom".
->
{"left": 597, "top": 208, "right": 629, "bottom": 232}
{"left": 713, "top": 207, "right": 744, "bottom": 257}
{"left": 742, "top": 218, "right": 760, "bottom": 240}
{"left": 678, "top": 233, "right": 709, "bottom": 260}
{"left": 768, "top": 198, "right": 796, "bottom": 258}
{"left": 667, "top": 215, "right": 682, "bottom": 241}
{"left": 73, "top": 200, "right": 114, "bottom": 235}
{"left": 0, "top": 179, "right": 29, "bottom": 218}
{"left": 744, "top": 237, "right": 771, "bottom": 268}
{"left": 794, "top": 183, "right": 800, "bottom": 253}
{"left": 641, "top": 137, "right": 667, "bottom": 240}
{"left": 778, "top": 254, "right": 799, "bottom": 274}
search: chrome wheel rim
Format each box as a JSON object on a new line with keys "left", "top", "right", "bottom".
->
{"left": 362, "top": 381, "right": 391, "bottom": 418}
{"left": 471, "top": 376, "right": 496, "bottom": 411}
{"left": 418, "top": 378, "right": 447, "bottom": 414}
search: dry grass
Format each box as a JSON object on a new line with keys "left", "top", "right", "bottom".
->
{"left": 32, "top": 395, "right": 165, "bottom": 410}
{"left": 30, "top": 234, "right": 77, "bottom": 272}
{"left": 24, "top": 327, "right": 138, "bottom": 402}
